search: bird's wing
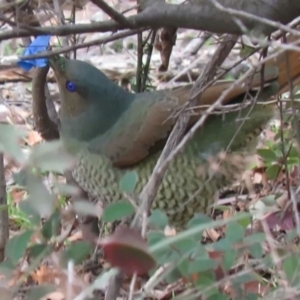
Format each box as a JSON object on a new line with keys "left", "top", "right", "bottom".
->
{"left": 92, "top": 42, "right": 300, "bottom": 168}
{"left": 89, "top": 66, "right": 278, "bottom": 167}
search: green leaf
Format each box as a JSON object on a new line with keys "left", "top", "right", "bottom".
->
{"left": 177, "top": 258, "right": 190, "bottom": 277}
{"left": 92, "top": 269, "right": 119, "bottom": 290}
{"left": 28, "top": 244, "right": 48, "bottom": 259}
{"left": 225, "top": 221, "right": 245, "bottom": 243}
{"left": 148, "top": 209, "right": 168, "bottom": 229}
{"left": 249, "top": 243, "right": 263, "bottom": 258}
{"left": 232, "top": 272, "right": 255, "bottom": 284}
{"left": 172, "top": 237, "right": 198, "bottom": 254}
{"left": 0, "top": 124, "right": 26, "bottom": 164}
{"left": 240, "top": 45, "right": 255, "bottom": 58}
{"left": 29, "top": 140, "right": 75, "bottom": 173}
{"left": 237, "top": 215, "right": 251, "bottom": 228}
{"left": 147, "top": 231, "right": 169, "bottom": 263}
{"left": 25, "top": 172, "right": 55, "bottom": 218}
{"left": 287, "top": 156, "right": 299, "bottom": 166}
{"left": 5, "top": 229, "right": 33, "bottom": 265}
{"left": 147, "top": 231, "right": 166, "bottom": 246}
{"left": 61, "top": 241, "right": 93, "bottom": 266}
{"left": 207, "top": 293, "right": 230, "bottom": 300}
{"left": 24, "top": 284, "right": 55, "bottom": 300}
{"left": 102, "top": 200, "right": 134, "bottom": 223}
{"left": 189, "top": 257, "right": 216, "bottom": 273}
{"left": 266, "top": 164, "right": 281, "bottom": 180}
{"left": 213, "top": 238, "right": 232, "bottom": 252}
{"left": 73, "top": 200, "right": 101, "bottom": 218}
{"left": 194, "top": 270, "right": 216, "bottom": 294}
{"left": 41, "top": 210, "right": 61, "bottom": 239}
{"left": 223, "top": 249, "right": 237, "bottom": 270}
{"left": 0, "top": 259, "right": 15, "bottom": 276}
{"left": 187, "top": 213, "right": 212, "bottom": 229}
{"left": 282, "top": 254, "right": 300, "bottom": 284}
{"left": 119, "top": 171, "right": 138, "bottom": 192}
{"left": 244, "top": 233, "right": 266, "bottom": 245}
{"left": 18, "top": 199, "right": 40, "bottom": 225}
{"left": 53, "top": 182, "right": 80, "bottom": 197}
{"left": 260, "top": 194, "right": 276, "bottom": 206}
{"left": 257, "top": 148, "right": 277, "bottom": 162}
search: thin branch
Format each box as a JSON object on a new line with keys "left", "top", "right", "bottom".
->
{"left": 18, "top": 28, "right": 143, "bottom": 60}
{"left": 0, "top": 1, "right": 299, "bottom": 41}
{"left": 90, "top": 0, "right": 133, "bottom": 27}
{"left": 0, "top": 153, "right": 8, "bottom": 262}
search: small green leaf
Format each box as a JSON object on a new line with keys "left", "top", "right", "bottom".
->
{"left": 0, "top": 259, "right": 15, "bottom": 276}
{"left": 147, "top": 231, "right": 165, "bottom": 245}
{"left": 225, "top": 221, "right": 245, "bottom": 243}
{"left": 207, "top": 293, "right": 230, "bottom": 300}
{"left": 73, "top": 200, "right": 101, "bottom": 218}
{"left": 194, "top": 270, "right": 216, "bottom": 292}
{"left": 18, "top": 199, "right": 40, "bottom": 225}
{"left": 260, "top": 194, "right": 276, "bottom": 206}
{"left": 61, "top": 241, "right": 93, "bottom": 266}
{"left": 223, "top": 249, "right": 237, "bottom": 270}
{"left": 5, "top": 229, "right": 34, "bottom": 265}
{"left": 187, "top": 213, "right": 212, "bottom": 228}
{"left": 0, "top": 124, "right": 26, "bottom": 164}
{"left": 189, "top": 257, "right": 216, "bottom": 273}
{"left": 92, "top": 269, "right": 119, "bottom": 290}
{"left": 148, "top": 209, "right": 168, "bottom": 229}
{"left": 240, "top": 45, "right": 255, "bottom": 58}
{"left": 119, "top": 171, "right": 138, "bottom": 192}
{"left": 237, "top": 215, "right": 251, "bottom": 228}
{"left": 26, "top": 172, "right": 55, "bottom": 218}
{"left": 244, "top": 233, "right": 266, "bottom": 246}
{"left": 266, "top": 164, "right": 281, "bottom": 180}
{"left": 287, "top": 156, "right": 299, "bottom": 166}
{"left": 282, "top": 254, "right": 300, "bottom": 283}
{"left": 42, "top": 210, "right": 61, "bottom": 239}
{"left": 28, "top": 244, "right": 48, "bottom": 259}
{"left": 177, "top": 258, "right": 190, "bottom": 277}
{"left": 213, "top": 238, "right": 232, "bottom": 252}
{"left": 249, "top": 243, "right": 263, "bottom": 258}
{"left": 172, "top": 237, "right": 198, "bottom": 254}
{"left": 29, "top": 140, "right": 75, "bottom": 173}
{"left": 102, "top": 200, "right": 134, "bottom": 223}
{"left": 24, "top": 284, "right": 55, "bottom": 300}
{"left": 257, "top": 148, "right": 277, "bottom": 162}
{"left": 232, "top": 272, "right": 255, "bottom": 284}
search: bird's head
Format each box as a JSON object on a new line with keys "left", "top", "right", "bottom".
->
{"left": 49, "top": 56, "right": 133, "bottom": 141}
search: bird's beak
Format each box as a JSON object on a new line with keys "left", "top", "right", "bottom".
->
{"left": 48, "top": 55, "right": 66, "bottom": 81}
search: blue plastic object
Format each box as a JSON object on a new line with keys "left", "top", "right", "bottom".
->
{"left": 17, "top": 35, "right": 51, "bottom": 71}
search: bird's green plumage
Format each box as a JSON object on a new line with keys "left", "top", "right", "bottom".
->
{"left": 50, "top": 56, "right": 279, "bottom": 229}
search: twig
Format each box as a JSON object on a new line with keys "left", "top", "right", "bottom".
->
{"left": 0, "top": 153, "right": 8, "bottom": 262}
{"left": 91, "top": 0, "right": 133, "bottom": 27}
{"left": 18, "top": 28, "right": 144, "bottom": 60}
{"left": 136, "top": 29, "right": 143, "bottom": 92}
{"left": 141, "top": 30, "right": 156, "bottom": 90}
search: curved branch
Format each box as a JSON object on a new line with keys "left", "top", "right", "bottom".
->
{"left": 32, "top": 66, "right": 59, "bottom": 140}
{"left": 0, "top": 0, "right": 299, "bottom": 41}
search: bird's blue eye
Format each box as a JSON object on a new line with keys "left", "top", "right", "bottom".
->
{"left": 66, "top": 80, "right": 76, "bottom": 92}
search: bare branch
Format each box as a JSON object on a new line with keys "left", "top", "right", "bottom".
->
{"left": 0, "top": 0, "right": 299, "bottom": 41}
{"left": 90, "top": 0, "right": 133, "bottom": 27}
